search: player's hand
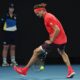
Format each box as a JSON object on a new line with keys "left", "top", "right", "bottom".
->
{"left": 45, "top": 40, "right": 52, "bottom": 44}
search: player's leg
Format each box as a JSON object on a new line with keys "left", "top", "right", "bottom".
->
{"left": 14, "top": 46, "right": 43, "bottom": 76}
{"left": 58, "top": 48, "right": 71, "bottom": 66}
{"left": 57, "top": 45, "right": 75, "bottom": 78}
{"left": 25, "top": 46, "right": 42, "bottom": 68}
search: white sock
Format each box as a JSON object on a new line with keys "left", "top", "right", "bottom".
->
{"left": 11, "top": 56, "right": 16, "bottom": 62}
{"left": 3, "top": 57, "right": 7, "bottom": 63}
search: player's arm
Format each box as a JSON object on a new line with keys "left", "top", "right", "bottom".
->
{"left": 49, "top": 23, "right": 60, "bottom": 43}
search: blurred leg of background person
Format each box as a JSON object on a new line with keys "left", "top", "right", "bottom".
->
{"left": 2, "top": 31, "right": 18, "bottom": 66}
{"left": 2, "top": 43, "right": 9, "bottom": 66}
{"left": 8, "top": 31, "right": 18, "bottom": 66}
{"left": 10, "top": 44, "right": 18, "bottom": 66}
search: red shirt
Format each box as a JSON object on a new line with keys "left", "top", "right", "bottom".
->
{"left": 43, "top": 12, "right": 67, "bottom": 44}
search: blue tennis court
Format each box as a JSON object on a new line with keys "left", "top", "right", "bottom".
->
{"left": 0, "top": 65, "right": 80, "bottom": 80}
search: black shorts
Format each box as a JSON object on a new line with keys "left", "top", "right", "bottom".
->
{"left": 3, "top": 31, "right": 17, "bottom": 45}
{"left": 41, "top": 42, "right": 66, "bottom": 53}
{"left": 38, "top": 42, "right": 66, "bottom": 60}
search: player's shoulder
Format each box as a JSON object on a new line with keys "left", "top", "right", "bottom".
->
{"left": 47, "top": 12, "right": 54, "bottom": 16}
{"left": 45, "top": 13, "right": 55, "bottom": 19}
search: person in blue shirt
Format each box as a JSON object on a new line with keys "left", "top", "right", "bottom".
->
{"left": 0, "top": 4, "right": 18, "bottom": 66}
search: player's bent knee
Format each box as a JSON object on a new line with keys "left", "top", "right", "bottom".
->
{"left": 33, "top": 48, "right": 41, "bottom": 56}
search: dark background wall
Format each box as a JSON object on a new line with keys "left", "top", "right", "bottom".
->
{"left": 0, "top": 0, "right": 80, "bottom": 64}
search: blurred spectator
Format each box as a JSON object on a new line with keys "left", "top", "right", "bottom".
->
{"left": 0, "top": 3, "right": 18, "bottom": 66}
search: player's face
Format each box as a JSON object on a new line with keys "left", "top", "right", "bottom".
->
{"left": 35, "top": 11, "right": 43, "bottom": 18}
{"left": 36, "top": 13, "right": 42, "bottom": 17}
